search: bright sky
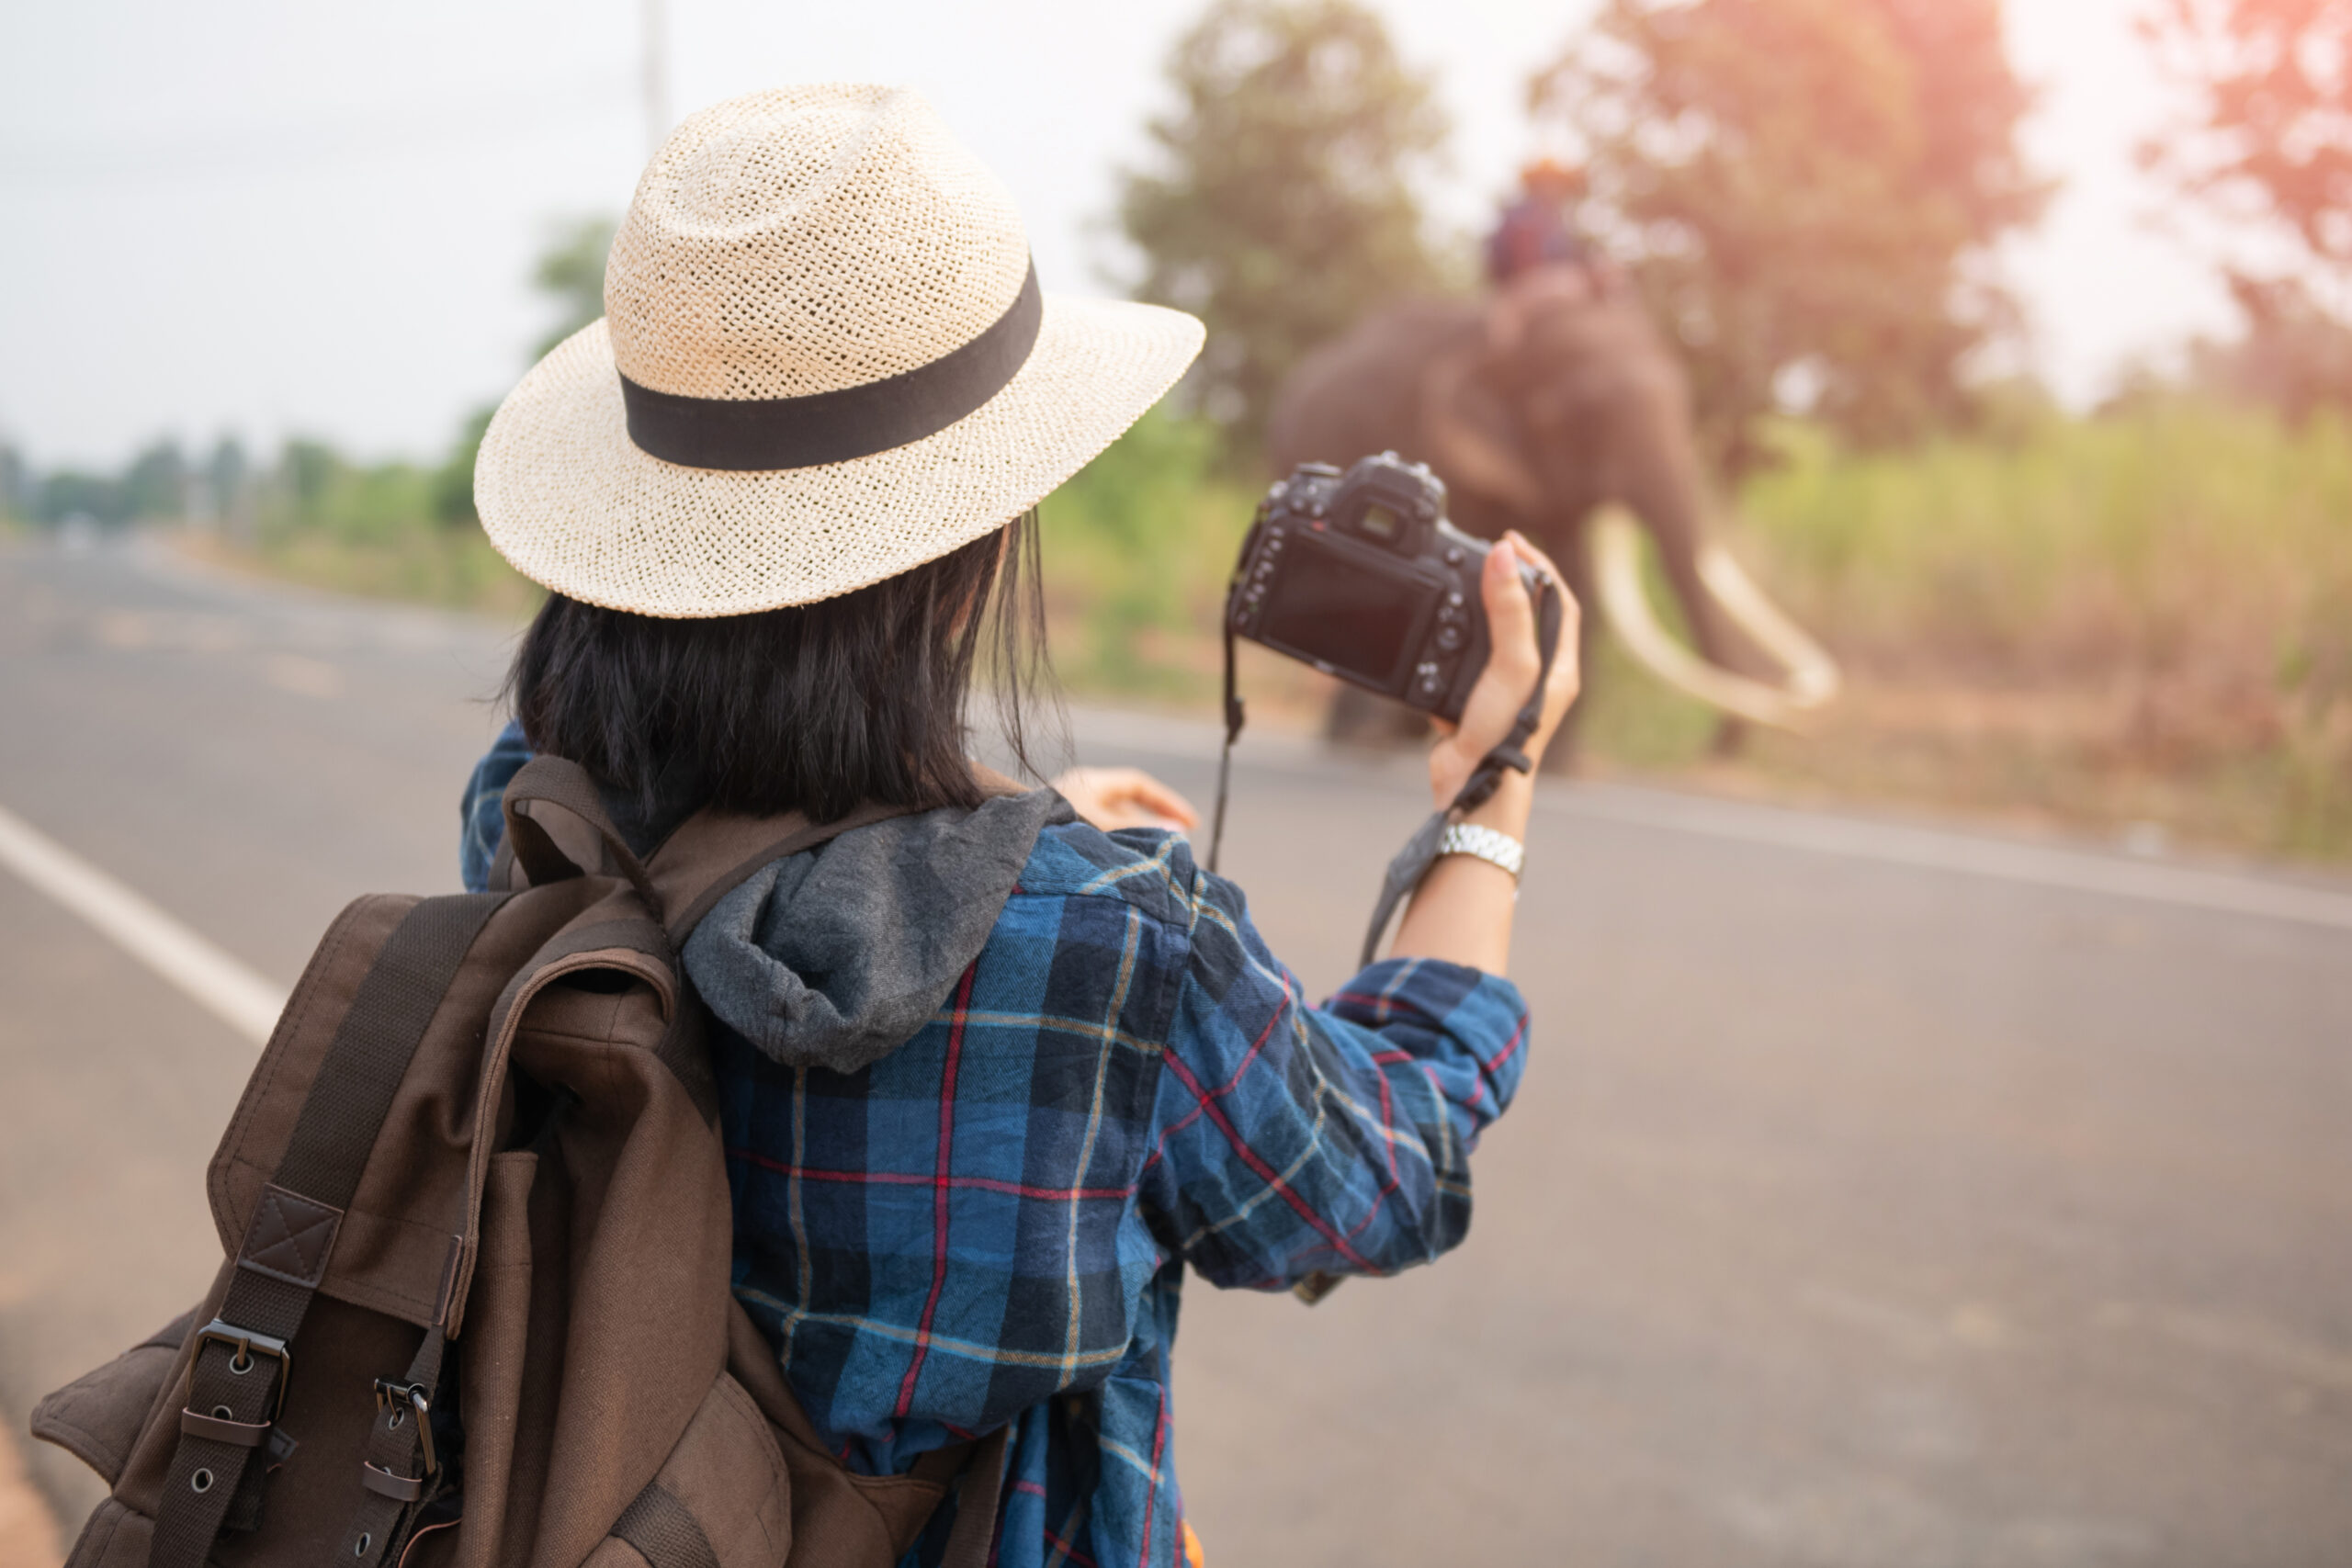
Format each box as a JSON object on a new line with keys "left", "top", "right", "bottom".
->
{"left": 0, "top": 0, "right": 2237, "bottom": 468}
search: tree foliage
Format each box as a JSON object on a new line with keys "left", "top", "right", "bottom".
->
{"left": 0, "top": 443, "right": 27, "bottom": 521}
{"left": 24, "top": 439, "right": 188, "bottom": 525}
{"left": 532, "top": 216, "right": 618, "bottom": 358}
{"left": 2143, "top": 1, "right": 2352, "bottom": 414}
{"left": 1119, "top": 0, "right": 1453, "bottom": 454}
{"left": 1534, "top": 0, "right": 2045, "bottom": 468}
{"left": 437, "top": 216, "right": 616, "bottom": 526}
{"left": 2143, "top": 0, "right": 2352, "bottom": 276}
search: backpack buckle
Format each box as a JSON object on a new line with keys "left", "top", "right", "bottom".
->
{"left": 193, "top": 1319, "right": 292, "bottom": 1423}
{"left": 372, "top": 1379, "right": 439, "bottom": 1477}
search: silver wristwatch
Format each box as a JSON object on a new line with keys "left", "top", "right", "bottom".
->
{"left": 1435, "top": 821, "right": 1525, "bottom": 879}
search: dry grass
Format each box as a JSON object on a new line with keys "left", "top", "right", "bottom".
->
{"left": 180, "top": 527, "right": 540, "bottom": 622}
{"left": 1705, "top": 402, "right": 2352, "bottom": 860}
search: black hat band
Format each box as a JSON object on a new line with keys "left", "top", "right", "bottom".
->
{"left": 617, "top": 260, "right": 1043, "bottom": 471}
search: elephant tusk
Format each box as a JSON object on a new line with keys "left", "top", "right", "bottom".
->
{"left": 1589, "top": 505, "right": 1841, "bottom": 730}
{"left": 1695, "top": 540, "right": 1842, "bottom": 709}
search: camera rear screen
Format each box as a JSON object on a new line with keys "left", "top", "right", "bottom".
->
{"left": 1258, "top": 551, "right": 1421, "bottom": 682}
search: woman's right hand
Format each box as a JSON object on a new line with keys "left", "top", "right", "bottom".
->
{"left": 1052, "top": 766, "right": 1201, "bottom": 834}
{"left": 1425, "top": 530, "right": 1582, "bottom": 812}
{"left": 1390, "top": 533, "right": 1579, "bottom": 974}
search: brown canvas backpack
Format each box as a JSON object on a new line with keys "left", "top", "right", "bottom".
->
{"left": 31, "top": 756, "right": 1006, "bottom": 1568}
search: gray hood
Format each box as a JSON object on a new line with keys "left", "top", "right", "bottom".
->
{"left": 681, "top": 786, "right": 1073, "bottom": 1075}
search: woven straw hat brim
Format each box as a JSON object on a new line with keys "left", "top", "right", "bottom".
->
{"left": 476, "top": 293, "right": 1204, "bottom": 617}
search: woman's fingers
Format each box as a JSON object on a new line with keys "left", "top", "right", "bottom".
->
{"left": 1502, "top": 529, "right": 1583, "bottom": 739}
{"left": 1423, "top": 532, "right": 1586, "bottom": 808}
{"left": 1048, "top": 766, "right": 1200, "bottom": 832}
{"left": 1455, "top": 539, "right": 1541, "bottom": 749}
{"left": 1102, "top": 767, "right": 1202, "bottom": 829}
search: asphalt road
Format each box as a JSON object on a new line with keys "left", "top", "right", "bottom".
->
{"left": 3, "top": 534, "right": 2347, "bottom": 1565}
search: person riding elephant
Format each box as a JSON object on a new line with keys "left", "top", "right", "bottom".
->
{"left": 1269, "top": 178, "right": 1836, "bottom": 761}
{"left": 1486, "top": 158, "right": 1591, "bottom": 286}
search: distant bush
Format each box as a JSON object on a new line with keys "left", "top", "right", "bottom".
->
{"left": 1729, "top": 399, "right": 2352, "bottom": 856}
{"left": 1743, "top": 399, "right": 2352, "bottom": 714}
{"left": 1036, "top": 410, "right": 1261, "bottom": 700}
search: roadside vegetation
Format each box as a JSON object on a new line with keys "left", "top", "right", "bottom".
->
{"left": 4, "top": 378, "right": 2346, "bottom": 865}
{"left": 1630, "top": 400, "right": 2352, "bottom": 861}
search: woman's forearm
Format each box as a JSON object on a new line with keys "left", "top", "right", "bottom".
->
{"left": 1380, "top": 528, "right": 1579, "bottom": 977}
{"left": 1385, "top": 769, "right": 1533, "bottom": 975}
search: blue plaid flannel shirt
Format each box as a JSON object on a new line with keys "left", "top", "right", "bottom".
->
{"left": 461, "top": 723, "right": 1531, "bottom": 1568}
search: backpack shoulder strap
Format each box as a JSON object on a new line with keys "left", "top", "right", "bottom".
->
{"left": 152, "top": 891, "right": 510, "bottom": 1568}
{"left": 490, "top": 754, "right": 659, "bottom": 901}
{"left": 647, "top": 762, "right": 1032, "bottom": 944}
{"left": 649, "top": 802, "right": 902, "bottom": 945}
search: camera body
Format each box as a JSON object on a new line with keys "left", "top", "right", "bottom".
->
{"left": 1227, "top": 452, "right": 1551, "bottom": 724}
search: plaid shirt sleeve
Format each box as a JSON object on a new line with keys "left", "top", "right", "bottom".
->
{"left": 458, "top": 718, "right": 533, "bottom": 894}
{"left": 1140, "top": 845, "right": 1532, "bottom": 1291}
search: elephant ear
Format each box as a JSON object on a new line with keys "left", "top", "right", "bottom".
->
{"left": 1419, "top": 340, "right": 1546, "bottom": 518}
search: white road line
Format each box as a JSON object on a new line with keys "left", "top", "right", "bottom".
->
{"left": 1542, "top": 787, "right": 2352, "bottom": 933}
{"left": 0, "top": 799, "right": 287, "bottom": 1044}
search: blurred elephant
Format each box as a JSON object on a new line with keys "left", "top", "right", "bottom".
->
{"left": 1266, "top": 276, "right": 1836, "bottom": 762}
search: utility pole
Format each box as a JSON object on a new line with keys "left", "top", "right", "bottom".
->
{"left": 642, "top": 0, "right": 671, "bottom": 157}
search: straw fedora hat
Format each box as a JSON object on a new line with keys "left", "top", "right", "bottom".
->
{"left": 475, "top": 85, "right": 1204, "bottom": 617}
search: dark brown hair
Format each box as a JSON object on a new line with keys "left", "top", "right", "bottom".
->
{"left": 507, "top": 512, "right": 1051, "bottom": 823}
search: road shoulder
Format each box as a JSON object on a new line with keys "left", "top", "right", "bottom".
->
{"left": 1, "top": 1422, "right": 62, "bottom": 1568}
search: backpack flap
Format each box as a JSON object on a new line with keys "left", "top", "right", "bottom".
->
{"left": 204, "top": 884, "right": 612, "bottom": 1331}
{"left": 439, "top": 904, "right": 696, "bottom": 1337}
{"left": 28, "top": 1308, "right": 199, "bottom": 1488}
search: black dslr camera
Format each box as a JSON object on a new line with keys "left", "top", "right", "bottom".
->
{"left": 1226, "top": 453, "right": 1558, "bottom": 723}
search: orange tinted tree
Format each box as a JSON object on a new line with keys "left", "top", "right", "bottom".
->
{"left": 1119, "top": 0, "right": 1453, "bottom": 457}
{"left": 2144, "top": 0, "right": 2352, "bottom": 273}
{"left": 1535, "top": 0, "right": 2044, "bottom": 469}
{"left": 2143, "top": 0, "right": 2352, "bottom": 413}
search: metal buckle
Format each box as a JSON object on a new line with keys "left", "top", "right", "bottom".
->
{"left": 372, "top": 1378, "right": 439, "bottom": 1476}
{"left": 193, "top": 1319, "right": 292, "bottom": 1423}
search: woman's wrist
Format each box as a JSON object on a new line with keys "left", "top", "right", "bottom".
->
{"left": 1458, "top": 766, "right": 1535, "bottom": 840}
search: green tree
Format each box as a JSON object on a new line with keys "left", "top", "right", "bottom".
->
{"left": 37, "top": 469, "right": 129, "bottom": 526}
{"left": 121, "top": 439, "right": 188, "bottom": 521}
{"left": 205, "top": 436, "right": 252, "bottom": 536}
{"left": 1119, "top": 0, "right": 1453, "bottom": 456}
{"left": 1534, "top": 0, "right": 2046, "bottom": 468}
{"left": 278, "top": 438, "right": 343, "bottom": 525}
{"left": 1, "top": 442, "right": 29, "bottom": 521}
{"left": 433, "top": 406, "right": 496, "bottom": 528}
{"left": 433, "top": 217, "right": 617, "bottom": 528}
{"left": 532, "top": 216, "right": 618, "bottom": 358}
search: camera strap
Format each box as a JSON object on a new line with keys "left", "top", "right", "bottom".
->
{"left": 1205, "top": 575, "right": 1562, "bottom": 970}
{"left": 1206, "top": 614, "right": 1246, "bottom": 874}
